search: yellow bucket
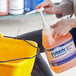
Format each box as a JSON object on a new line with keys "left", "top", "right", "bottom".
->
{"left": 0, "top": 34, "right": 38, "bottom": 76}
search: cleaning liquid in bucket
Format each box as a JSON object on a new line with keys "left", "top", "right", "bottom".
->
{"left": 40, "top": 11, "right": 76, "bottom": 73}
{"left": 0, "top": 0, "right": 9, "bottom": 16}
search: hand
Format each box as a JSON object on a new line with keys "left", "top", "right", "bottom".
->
{"left": 50, "top": 19, "right": 76, "bottom": 38}
{"left": 35, "top": 0, "right": 55, "bottom": 14}
{"left": 35, "top": 0, "right": 62, "bottom": 14}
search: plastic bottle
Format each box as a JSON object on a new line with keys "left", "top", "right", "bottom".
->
{"left": 10, "top": 0, "right": 24, "bottom": 15}
{"left": 24, "top": 0, "right": 32, "bottom": 12}
{"left": 41, "top": 11, "right": 76, "bottom": 73}
{"left": 24, "top": 0, "right": 44, "bottom": 12}
{"left": 43, "top": 30, "right": 76, "bottom": 73}
{"left": 0, "top": 0, "right": 9, "bottom": 16}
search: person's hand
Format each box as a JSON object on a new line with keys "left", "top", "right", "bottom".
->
{"left": 50, "top": 19, "right": 76, "bottom": 38}
{"left": 35, "top": 0, "right": 62, "bottom": 14}
{"left": 35, "top": 0, "right": 54, "bottom": 14}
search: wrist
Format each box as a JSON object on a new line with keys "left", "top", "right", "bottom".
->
{"left": 52, "top": 5, "right": 62, "bottom": 14}
{"left": 71, "top": 19, "right": 76, "bottom": 28}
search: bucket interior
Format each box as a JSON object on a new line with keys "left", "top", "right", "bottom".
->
{"left": 0, "top": 37, "right": 37, "bottom": 62}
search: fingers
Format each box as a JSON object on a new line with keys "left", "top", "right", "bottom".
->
{"left": 35, "top": 1, "right": 55, "bottom": 14}
{"left": 44, "top": 7, "right": 53, "bottom": 14}
{"left": 35, "top": 3, "right": 42, "bottom": 9}
{"left": 35, "top": 2, "right": 50, "bottom": 9}
{"left": 52, "top": 29, "right": 61, "bottom": 39}
{"left": 51, "top": 19, "right": 71, "bottom": 39}
{"left": 50, "top": 21, "right": 63, "bottom": 38}
{"left": 51, "top": 24, "right": 57, "bottom": 29}
{"left": 50, "top": 22, "right": 59, "bottom": 29}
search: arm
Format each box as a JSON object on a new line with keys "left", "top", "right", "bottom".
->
{"left": 56, "top": 0, "right": 73, "bottom": 18}
{"left": 35, "top": 0, "right": 73, "bottom": 17}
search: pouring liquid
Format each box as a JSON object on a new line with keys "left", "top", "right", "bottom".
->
{"left": 41, "top": 11, "right": 76, "bottom": 73}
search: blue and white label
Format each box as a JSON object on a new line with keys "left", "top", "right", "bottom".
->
{"left": 46, "top": 39, "right": 76, "bottom": 66}
{"left": 24, "top": 0, "right": 44, "bottom": 12}
{"left": 51, "top": 47, "right": 66, "bottom": 58}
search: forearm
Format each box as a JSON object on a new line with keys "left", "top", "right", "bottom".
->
{"left": 52, "top": 5, "right": 63, "bottom": 15}
{"left": 54, "top": 0, "right": 73, "bottom": 18}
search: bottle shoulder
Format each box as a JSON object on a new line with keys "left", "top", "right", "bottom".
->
{"left": 42, "top": 32, "right": 73, "bottom": 49}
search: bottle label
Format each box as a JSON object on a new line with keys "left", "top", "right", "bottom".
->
{"left": 45, "top": 39, "right": 76, "bottom": 66}
{"left": 24, "top": 0, "right": 32, "bottom": 12}
{"left": 24, "top": 0, "right": 44, "bottom": 12}
{"left": 0, "top": 0, "right": 7, "bottom": 12}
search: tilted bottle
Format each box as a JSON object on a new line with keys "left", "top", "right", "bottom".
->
{"left": 41, "top": 11, "right": 76, "bottom": 73}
